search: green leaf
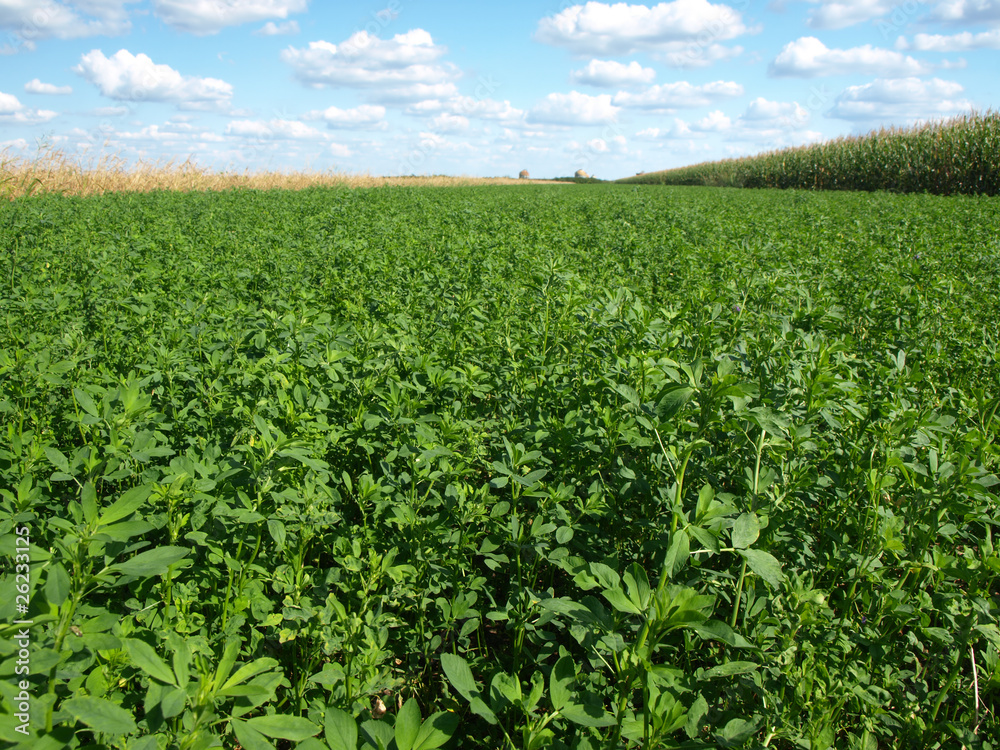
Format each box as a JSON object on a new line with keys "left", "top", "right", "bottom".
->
{"left": 560, "top": 700, "right": 616, "bottom": 728}
{"left": 490, "top": 672, "right": 521, "bottom": 711}
{"left": 655, "top": 385, "right": 695, "bottom": 421}
{"left": 602, "top": 585, "right": 642, "bottom": 615}
{"left": 231, "top": 719, "right": 274, "bottom": 750}
{"left": 440, "top": 653, "right": 497, "bottom": 725}
{"left": 63, "top": 696, "right": 137, "bottom": 735}
{"left": 739, "top": 548, "right": 785, "bottom": 589}
{"left": 691, "top": 620, "right": 754, "bottom": 649}
{"left": 73, "top": 388, "right": 100, "bottom": 418}
{"left": 223, "top": 658, "right": 279, "bottom": 690}
{"left": 44, "top": 446, "right": 69, "bottom": 474}
{"left": 394, "top": 698, "right": 421, "bottom": 750}
{"left": 324, "top": 707, "right": 358, "bottom": 750}
{"left": 111, "top": 546, "right": 190, "bottom": 578}
{"left": 700, "top": 661, "right": 758, "bottom": 679}
{"left": 549, "top": 655, "right": 575, "bottom": 712}
{"left": 731, "top": 513, "right": 759, "bottom": 549}
{"left": 664, "top": 528, "right": 690, "bottom": 578}
{"left": 98, "top": 485, "right": 152, "bottom": 527}
{"left": 124, "top": 638, "right": 177, "bottom": 686}
{"left": 44, "top": 564, "right": 70, "bottom": 608}
{"left": 245, "top": 714, "right": 319, "bottom": 741}
{"left": 159, "top": 687, "right": 187, "bottom": 719}
{"left": 411, "top": 711, "right": 459, "bottom": 750}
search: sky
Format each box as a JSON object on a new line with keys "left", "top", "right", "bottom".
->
{"left": 0, "top": 0, "right": 997, "bottom": 180}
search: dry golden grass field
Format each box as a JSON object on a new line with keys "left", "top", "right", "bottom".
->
{"left": 1, "top": 146, "right": 570, "bottom": 199}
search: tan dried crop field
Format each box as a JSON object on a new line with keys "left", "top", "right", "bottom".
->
{"left": 1, "top": 146, "right": 570, "bottom": 199}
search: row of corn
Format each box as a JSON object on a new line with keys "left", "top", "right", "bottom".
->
{"left": 620, "top": 110, "right": 1000, "bottom": 195}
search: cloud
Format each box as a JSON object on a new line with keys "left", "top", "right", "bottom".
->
{"left": 803, "top": 0, "right": 898, "bottom": 29}
{"left": 281, "top": 29, "right": 459, "bottom": 101}
{"left": 25, "top": 78, "right": 73, "bottom": 95}
{"left": 527, "top": 91, "right": 620, "bottom": 125}
{"left": 535, "top": 0, "right": 751, "bottom": 56}
{"left": 255, "top": 20, "right": 300, "bottom": 36}
{"left": 152, "top": 0, "right": 307, "bottom": 35}
{"left": 692, "top": 109, "right": 731, "bottom": 131}
{"left": 635, "top": 119, "right": 692, "bottom": 138}
{"left": 656, "top": 43, "right": 744, "bottom": 68}
{"left": 74, "top": 49, "right": 233, "bottom": 110}
{"left": 432, "top": 112, "right": 469, "bottom": 133}
{"left": 740, "top": 97, "right": 810, "bottom": 128}
{"left": 827, "top": 77, "right": 974, "bottom": 123}
{"left": 0, "top": 0, "right": 134, "bottom": 44}
{"left": 570, "top": 59, "right": 655, "bottom": 87}
{"left": 329, "top": 142, "right": 353, "bottom": 158}
{"left": 612, "top": 80, "right": 743, "bottom": 111}
{"left": 0, "top": 89, "right": 58, "bottom": 123}
{"left": 769, "top": 37, "right": 932, "bottom": 77}
{"left": 926, "top": 0, "right": 1000, "bottom": 23}
{"left": 226, "top": 119, "right": 324, "bottom": 140}
{"left": 304, "top": 104, "right": 387, "bottom": 129}
{"left": 897, "top": 29, "right": 1000, "bottom": 51}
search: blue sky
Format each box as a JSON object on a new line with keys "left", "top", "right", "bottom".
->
{"left": 1, "top": 0, "right": 997, "bottom": 179}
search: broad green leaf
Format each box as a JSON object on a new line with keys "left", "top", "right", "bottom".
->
{"left": 63, "top": 696, "right": 137, "bottom": 735}
{"left": 411, "top": 711, "right": 459, "bottom": 750}
{"left": 44, "top": 564, "right": 70, "bottom": 608}
{"left": 549, "top": 655, "right": 575, "bottom": 711}
{"left": 739, "top": 548, "right": 785, "bottom": 589}
{"left": 124, "top": 638, "right": 177, "bottom": 686}
{"left": 655, "top": 385, "right": 695, "bottom": 421}
{"left": 73, "top": 388, "right": 100, "bottom": 418}
{"left": 324, "top": 707, "right": 358, "bottom": 750}
{"left": 224, "top": 657, "right": 279, "bottom": 690}
{"left": 440, "top": 653, "right": 497, "bottom": 725}
{"left": 111, "top": 546, "right": 190, "bottom": 578}
{"left": 159, "top": 687, "right": 187, "bottom": 719}
{"left": 43, "top": 446, "right": 69, "bottom": 474}
{"left": 98, "top": 485, "right": 152, "bottom": 527}
{"left": 700, "top": 661, "right": 758, "bottom": 679}
{"left": 231, "top": 719, "right": 274, "bottom": 750}
{"left": 602, "top": 585, "right": 642, "bottom": 615}
{"left": 560, "top": 700, "right": 616, "bottom": 728}
{"left": 731, "top": 512, "right": 760, "bottom": 549}
{"left": 664, "top": 528, "right": 690, "bottom": 579}
{"left": 245, "top": 715, "right": 319, "bottom": 741}
{"left": 394, "top": 698, "right": 421, "bottom": 750}
{"left": 691, "top": 620, "right": 754, "bottom": 649}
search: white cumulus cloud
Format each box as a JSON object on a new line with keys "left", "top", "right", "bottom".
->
{"left": 827, "top": 77, "right": 974, "bottom": 123}
{"left": 74, "top": 49, "right": 233, "bottom": 109}
{"left": 803, "top": 0, "right": 898, "bottom": 29}
{"left": 0, "top": 0, "right": 135, "bottom": 44}
{"left": 0, "top": 89, "right": 58, "bottom": 123}
{"left": 226, "top": 119, "right": 324, "bottom": 140}
{"left": 281, "top": 29, "right": 459, "bottom": 102}
{"left": 255, "top": 20, "right": 300, "bottom": 36}
{"left": 25, "top": 79, "right": 73, "bottom": 95}
{"left": 152, "top": 0, "right": 307, "bottom": 35}
{"left": 612, "top": 80, "right": 743, "bottom": 111}
{"left": 304, "top": 104, "right": 386, "bottom": 129}
{"left": 527, "top": 91, "right": 620, "bottom": 125}
{"left": 570, "top": 59, "right": 655, "bottom": 88}
{"left": 926, "top": 0, "right": 1000, "bottom": 23}
{"left": 769, "top": 37, "right": 933, "bottom": 77}
{"left": 897, "top": 29, "right": 1000, "bottom": 51}
{"left": 535, "top": 0, "right": 751, "bottom": 56}
{"left": 740, "top": 97, "right": 811, "bottom": 128}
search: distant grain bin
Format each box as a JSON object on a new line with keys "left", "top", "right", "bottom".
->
{"left": 575, "top": 169, "right": 589, "bottom": 179}
{"left": 519, "top": 169, "right": 529, "bottom": 179}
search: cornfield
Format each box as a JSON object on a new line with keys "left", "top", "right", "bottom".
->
{"left": 619, "top": 110, "right": 1000, "bottom": 195}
